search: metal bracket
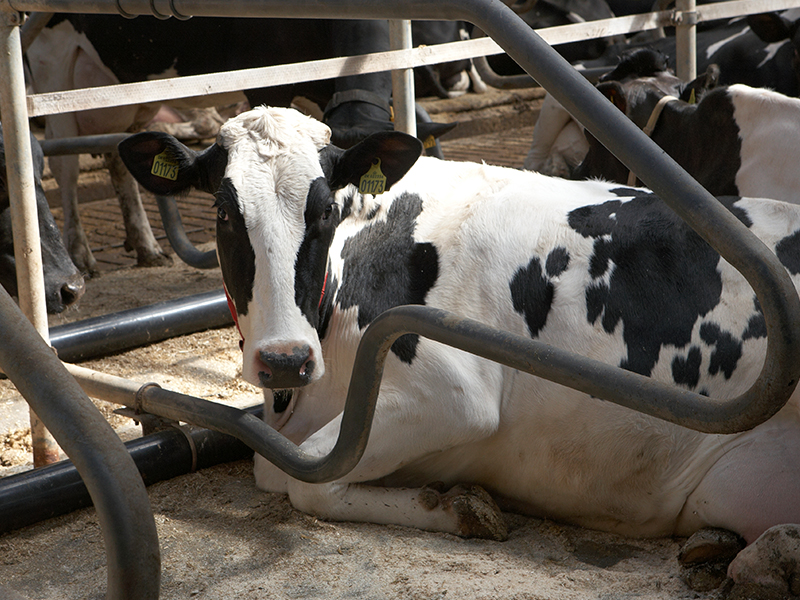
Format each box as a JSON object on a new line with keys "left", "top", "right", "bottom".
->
{"left": 671, "top": 9, "right": 699, "bottom": 26}
{"left": 0, "top": 8, "right": 22, "bottom": 26}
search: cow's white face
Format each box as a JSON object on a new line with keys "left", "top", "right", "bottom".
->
{"left": 116, "top": 105, "right": 422, "bottom": 420}
{"left": 215, "top": 107, "right": 333, "bottom": 389}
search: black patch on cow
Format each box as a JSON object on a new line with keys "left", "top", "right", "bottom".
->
{"left": 337, "top": 192, "right": 439, "bottom": 363}
{"left": 568, "top": 195, "right": 733, "bottom": 377}
{"left": 742, "top": 296, "right": 766, "bottom": 341}
{"left": 546, "top": 247, "right": 570, "bottom": 277}
{"left": 672, "top": 346, "right": 702, "bottom": 388}
{"left": 511, "top": 248, "right": 571, "bottom": 338}
{"left": 700, "top": 322, "right": 742, "bottom": 379}
{"left": 295, "top": 177, "right": 340, "bottom": 330}
{"left": 215, "top": 178, "right": 255, "bottom": 319}
{"left": 608, "top": 187, "right": 650, "bottom": 197}
{"left": 776, "top": 229, "right": 800, "bottom": 274}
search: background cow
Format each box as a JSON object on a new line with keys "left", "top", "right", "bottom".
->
{"left": 0, "top": 123, "right": 84, "bottom": 313}
{"left": 25, "top": 15, "right": 457, "bottom": 275}
{"left": 527, "top": 10, "right": 800, "bottom": 177}
{"left": 120, "top": 106, "right": 800, "bottom": 597}
{"left": 569, "top": 49, "right": 800, "bottom": 204}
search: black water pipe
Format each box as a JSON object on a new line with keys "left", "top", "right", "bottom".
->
{"left": 49, "top": 289, "right": 233, "bottom": 363}
{"left": 0, "top": 286, "right": 160, "bottom": 599}
{"left": 0, "top": 408, "right": 259, "bottom": 534}
{"left": 155, "top": 195, "right": 219, "bottom": 269}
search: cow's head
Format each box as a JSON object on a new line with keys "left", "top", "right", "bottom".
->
{"left": 119, "top": 106, "right": 421, "bottom": 391}
{"left": 0, "top": 125, "right": 84, "bottom": 313}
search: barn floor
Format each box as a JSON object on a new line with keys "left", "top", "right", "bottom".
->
{"left": 0, "top": 90, "right": 718, "bottom": 600}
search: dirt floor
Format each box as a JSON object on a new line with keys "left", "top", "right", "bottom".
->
{"left": 0, "top": 96, "right": 724, "bottom": 599}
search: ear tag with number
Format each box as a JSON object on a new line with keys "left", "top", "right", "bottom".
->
{"left": 423, "top": 135, "right": 436, "bottom": 149}
{"left": 151, "top": 151, "right": 179, "bottom": 181}
{"left": 358, "top": 158, "right": 387, "bottom": 195}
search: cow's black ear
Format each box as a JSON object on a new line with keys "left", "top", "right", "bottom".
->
{"left": 596, "top": 81, "right": 628, "bottom": 113}
{"left": 680, "top": 63, "right": 720, "bottom": 103}
{"left": 747, "top": 12, "right": 790, "bottom": 43}
{"left": 118, "top": 132, "right": 226, "bottom": 196}
{"left": 329, "top": 131, "right": 423, "bottom": 193}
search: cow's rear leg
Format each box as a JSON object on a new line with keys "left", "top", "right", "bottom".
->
{"left": 677, "top": 418, "right": 800, "bottom": 595}
{"left": 104, "top": 151, "right": 172, "bottom": 267}
{"left": 49, "top": 153, "right": 98, "bottom": 276}
{"left": 726, "top": 524, "right": 800, "bottom": 599}
{"left": 282, "top": 476, "right": 507, "bottom": 540}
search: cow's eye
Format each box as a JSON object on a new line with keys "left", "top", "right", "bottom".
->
{"left": 322, "top": 204, "right": 333, "bottom": 221}
{"left": 217, "top": 205, "right": 228, "bottom": 222}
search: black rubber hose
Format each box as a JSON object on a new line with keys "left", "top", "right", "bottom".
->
{"left": 49, "top": 289, "right": 233, "bottom": 363}
{"left": 0, "top": 409, "right": 259, "bottom": 534}
{"left": 155, "top": 195, "right": 219, "bottom": 269}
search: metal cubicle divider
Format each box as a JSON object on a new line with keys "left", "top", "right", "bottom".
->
{"left": 2, "top": 1, "right": 800, "bottom": 598}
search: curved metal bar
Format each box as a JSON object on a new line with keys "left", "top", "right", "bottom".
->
{"left": 0, "top": 288, "right": 160, "bottom": 600}
{"left": 472, "top": 54, "right": 538, "bottom": 89}
{"left": 5, "top": 0, "right": 800, "bottom": 460}
{"left": 155, "top": 195, "right": 219, "bottom": 269}
{"left": 67, "top": 298, "right": 800, "bottom": 490}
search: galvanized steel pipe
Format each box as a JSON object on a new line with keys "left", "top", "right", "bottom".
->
{"left": 389, "top": 19, "right": 416, "bottom": 137}
{"left": 0, "top": 288, "right": 160, "bottom": 600}
{"left": 0, "top": 11, "right": 59, "bottom": 466}
{"left": 5, "top": 0, "right": 796, "bottom": 434}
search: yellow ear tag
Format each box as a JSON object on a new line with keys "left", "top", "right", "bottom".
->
{"left": 423, "top": 135, "right": 436, "bottom": 149}
{"left": 358, "top": 158, "right": 387, "bottom": 195}
{"left": 688, "top": 88, "right": 696, "bottom": 105}
{"left": 151, "top": 151, "right": 179, "bottom": 181}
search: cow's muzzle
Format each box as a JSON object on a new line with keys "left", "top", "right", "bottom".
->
{"left": 257, "top": 345, "right": 315, "bottom": 389}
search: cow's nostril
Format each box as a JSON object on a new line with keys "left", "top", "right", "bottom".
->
{"left": 60, "top": 277, "right": 85, "bottom": 307}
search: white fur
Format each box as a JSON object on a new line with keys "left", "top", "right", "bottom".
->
{"left": 217, "top": 107, "right": 800, "bottom": 550}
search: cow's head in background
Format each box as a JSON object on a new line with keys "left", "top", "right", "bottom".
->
{"left": 0, "top": 124, "right": 84, "bottom": 313}
{"left": 119, "top": 107, "right": 421, "bottom": 391}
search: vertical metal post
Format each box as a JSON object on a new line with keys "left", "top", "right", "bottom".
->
{"left": 675, "top": 0, "right": 697, "bottom": 81}
{"left": 0, "top": 10, "right": 61, "bottom": 466}
{"left": 389, "top": 19, "right": 416, "bottom": 136}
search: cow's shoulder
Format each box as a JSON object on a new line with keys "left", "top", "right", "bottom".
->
{"left": 331, "top": 190, "right": 439, "bottom": 363}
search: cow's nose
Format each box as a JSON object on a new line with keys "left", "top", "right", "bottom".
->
{"left": 61, "top": 274, "right": 85, "bottom": 308}
{"left": 257, "top": 345, "right": 315, "bottom": 388}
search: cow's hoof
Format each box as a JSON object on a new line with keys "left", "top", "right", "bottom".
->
{"left": 135, "top": 250, "right": 173, "bottom": 268}
{"left": 726, "top": 524, "right": 800, "bottom": 599}
{"left": 679, "top": 528, "right": 745, "bottom": 591}
{"left": 69, "top": 247, "right": 99, "bottom": 278}
{"left": 421, "top": 483, "right": 507, "bottom": 541}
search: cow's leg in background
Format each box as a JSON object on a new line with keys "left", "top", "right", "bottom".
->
{"left": 104, "top": 150, "right": 171, "bottom": 267}
{"left": 44, "top": 118, "right": 98, "bottom": 276}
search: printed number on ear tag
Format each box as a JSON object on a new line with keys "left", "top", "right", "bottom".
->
{"left": 151, "top": 151, "right": 179, "bottom": 181}
{"left": 359, "top": 158, "right": 387, "bottom": 195}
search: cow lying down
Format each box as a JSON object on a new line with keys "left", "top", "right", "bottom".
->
{"left": 118, "top": 107, "right": 800, "bottom": 597}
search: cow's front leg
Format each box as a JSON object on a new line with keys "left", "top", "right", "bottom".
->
{"left": 49, "top": 153, "right": 98, "bottom": 276}
{"left": 104, "top": 151, "right": 172, "bottom": 267}
{"left": 285, "top": 478, "right": 507, "bottom": 540}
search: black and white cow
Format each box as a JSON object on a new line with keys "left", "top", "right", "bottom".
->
{"left": 119, "top": 106, "right": 800, "bottom": 596}
{"left": 577, "top": 10, "right": 800, "bottom": 97}
{"left": 25, "top": 15, "right": 457, "bottom": 275}
{"left": 0, "top": 124, "right": 84, "bottom": 313}
{"left": 572, "top": 51, "right": 800, "bottom": 201}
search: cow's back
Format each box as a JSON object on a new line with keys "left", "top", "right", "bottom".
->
{"left": 328, "top": 159, "right": 800, "bottom": 535}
